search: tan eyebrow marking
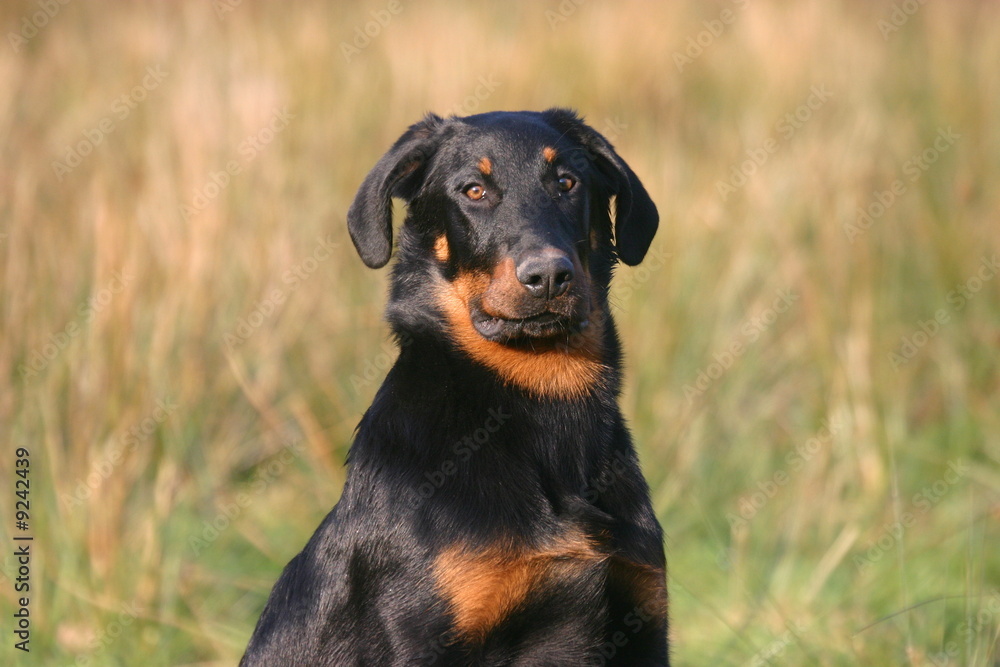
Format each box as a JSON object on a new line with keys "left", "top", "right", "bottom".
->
{"left": 542, "top": 147, "right": 558, "bottom": 162}
{"left": 434, "top": 235, "right": 450, "bottom": 262}
{"left": 478, "top": 156, "right": 492, "bottom": 175}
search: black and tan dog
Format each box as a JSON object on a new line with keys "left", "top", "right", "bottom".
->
{"left": 241, "top": 109, "right": 667, "bottom": 666}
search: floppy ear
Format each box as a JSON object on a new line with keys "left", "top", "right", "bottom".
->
{"left": 541, "top": 108, "right": 658, "bottom": 266}
{"left": 347, "top": 114, "right": 445, "bottom": 269}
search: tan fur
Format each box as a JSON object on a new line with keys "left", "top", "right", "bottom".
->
{"left": 435, "top": 270, "right": 608, "bottom": 398}
{"left": 542, "top": 146, "right": 558, "bottom": 163}
{"left": 434, "top": 235, "right": 450, "bottom": 263}
{"left": 479, "top": 257, "right": 523, "bottom": 317}
{"left": 434, "top": 531, "right": 604, "bottom": 640}
{"left": 478, "top": 156, "right": 492, "bottom": 175}
{"left": 607, "top": 557, "right": 668, "bottom": 622}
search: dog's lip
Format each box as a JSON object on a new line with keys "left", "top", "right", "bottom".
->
{"left": 471, "top": 310, "right": 588, "bottom": 342}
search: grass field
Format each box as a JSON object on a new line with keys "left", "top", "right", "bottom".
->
{"left": 1, "top": 0, "right": 999, "bottom": 664}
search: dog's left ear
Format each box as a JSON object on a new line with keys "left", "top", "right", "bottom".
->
{"left": 347, "top": 114, "right": 446, "bottom": 269}
{"left": 541, "top": 108, "right": 658, "bottom": 266}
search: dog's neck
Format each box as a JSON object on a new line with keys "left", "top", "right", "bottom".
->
{"left": 386, "top": 312, "right": 624, "bottom": 404}
{"left": 342, "top": 322, "right": 626, "bottom": 541}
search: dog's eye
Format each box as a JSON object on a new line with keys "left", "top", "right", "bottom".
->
{"left": 557, "top": 176, "right": 576, "bottom": 192}
{"left": 465, "top": 184, "right": 486, "bottom": 200}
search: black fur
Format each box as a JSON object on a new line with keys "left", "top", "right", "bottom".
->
{"left": 242, "top": 109, "right": 667, "bottom": 666}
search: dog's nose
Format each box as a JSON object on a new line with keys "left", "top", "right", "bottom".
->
{"left": 516, "top": 251, "right": 574, "bottom": 299}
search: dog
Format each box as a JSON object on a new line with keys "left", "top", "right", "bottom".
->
{"left": 241, "top": 108, "right": 667, "bottom": 666}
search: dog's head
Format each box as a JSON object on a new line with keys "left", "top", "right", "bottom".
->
{"left": 347, "top": 109, "right": 658, "bottom": 397}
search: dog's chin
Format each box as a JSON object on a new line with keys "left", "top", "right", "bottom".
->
{"left": 471, "top": 310, "right": 587, "bottom": 345}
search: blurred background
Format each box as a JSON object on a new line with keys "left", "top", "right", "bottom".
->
{"left": 1, "top": 0, "right": 998, "bottom": 664}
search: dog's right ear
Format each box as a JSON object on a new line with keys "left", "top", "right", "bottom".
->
{"left": 347, "top": 114, "right": 445, "bottom": 269}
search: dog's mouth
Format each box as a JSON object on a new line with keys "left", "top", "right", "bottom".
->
{"left": 470, "top": 308, "right": 588, "bottom": 344}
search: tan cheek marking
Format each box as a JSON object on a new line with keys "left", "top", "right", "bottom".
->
{"left": 479, "top": 257, "right": 523, "bottom": 319}
{"left": 434, "top": 532, "right": 605, "bottom": 641}
{"left": 542, "top": 146, "right": 558, "bottom": 163}
{"left": 434, "top": 235, "right": 450, "bottom": 262}
{"left": 450, "top": 271, "right": 491, "bottom": 305}
{"left": 434, "top": 274, "right": 608, "bottom": 399}
{"left": 478, "top": 156, "right": 492, "bottom": 176}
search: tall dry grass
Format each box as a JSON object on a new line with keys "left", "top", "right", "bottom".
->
{"left": 0, "top": 0, "right": 998, "bottom": 664}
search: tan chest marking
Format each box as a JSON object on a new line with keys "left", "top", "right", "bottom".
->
{"left": 433, "top": 532, "right": 605, "bottom": 640}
